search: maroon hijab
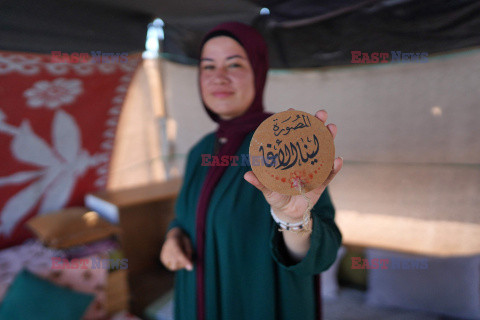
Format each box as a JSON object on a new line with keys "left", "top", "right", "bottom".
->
{"left": 195, "top": 22, "right": 271, "bottom": 320}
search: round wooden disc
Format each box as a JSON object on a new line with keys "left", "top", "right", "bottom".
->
{"left": 249, "top": 110, "right": 335, "bottom": 196}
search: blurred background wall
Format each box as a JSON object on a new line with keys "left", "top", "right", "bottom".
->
{"left": 107, "top": 47, "right": 480, "bottom": 257}
{"left": 110, "top": 47, "right": 480, "bottom": 189}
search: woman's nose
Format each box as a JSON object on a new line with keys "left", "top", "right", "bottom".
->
{"left": 212, "top": 67, "right": 229, "bottom": 84}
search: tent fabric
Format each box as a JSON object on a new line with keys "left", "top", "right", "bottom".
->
{"left": 164, "top": 0, "right": 480, "bottom": 68}
{"left": 0, "top": 0, "right": 152, "bottom": 54}
{"left": 1, "top": 0, "right": 480, "bottom": 68}
{"left": 107, "top": 59, "right": 170, "bottom": 191}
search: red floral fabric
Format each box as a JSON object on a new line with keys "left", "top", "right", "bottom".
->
{"left": 0, "top": 51, "right": 140, "bottom": 249}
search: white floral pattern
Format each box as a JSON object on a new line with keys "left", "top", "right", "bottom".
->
{"left": 0, "top": 51, "right": 140, "bottom": 242}
{"left": 0, "top": 109, "right": 107, "bottom": 236}
{"left": 0, "top": 53, "right": 42, "bottom": 75}
{"left": 0, "top": 52, "right": 138, "bottom": 76}
{"left": 23, "top": 78, "right": 83, "bottom": 109}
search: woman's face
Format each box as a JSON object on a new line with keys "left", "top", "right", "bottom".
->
{"left": 200, "top": 36, "right": 255, "bottom": 120}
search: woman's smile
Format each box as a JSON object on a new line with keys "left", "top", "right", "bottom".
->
{"left": 200, "top": 36, "right": 255, "bottom": 120}
{"left": 211, "top": 91, "right": 234, "bottom": 98}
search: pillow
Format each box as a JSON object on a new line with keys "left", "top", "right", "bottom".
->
{"left": 34, "top": 255, "right": 108, "bottom": 320}
{"left": 337, "top": 247, "right": 367, "bottom": 290}
{"left": 0, "top": 239, "right": 65, "bottom": 301}
{"left": 321, "top": 246, "right": 346, "bottom": 299}
{"left": 144, "top": 289, "right": 174, "bottom": 320}
{"left": 0, "top": 240, "right": 108, "bottom": 320}
{"left": 366, "top": 248, "right": 480, "bottom": 319}
{"left": 110, "top": 310, "right": 142, "bottom": 320}
{"left": 0, "top": 269, "right": 94, "bottom": 320}
{"left": 26, "top": 207, "right": 120, "bottom": 249}
{"left": 64, "top": 238, "right": 120, "bottom": 259}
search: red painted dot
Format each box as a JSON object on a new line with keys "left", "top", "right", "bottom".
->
{"left": 275, "top": 176, "right": 279, "bottom": 180}
{"left": 314, "top": 170, "right": 317, "bottom": 173}
{"left": 281, "top": 178, "right": 286, "bottom": 182}
{"left": 309, "top": 174, "right": 313, "bottom": 178}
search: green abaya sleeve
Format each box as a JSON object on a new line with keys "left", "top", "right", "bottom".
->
{"left": 270, "top": 188, "right": 342, "bottom": 275}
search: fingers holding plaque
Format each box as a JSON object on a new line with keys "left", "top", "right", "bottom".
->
{"left": 249, "top": 110, "right": 335, "bottom": 196}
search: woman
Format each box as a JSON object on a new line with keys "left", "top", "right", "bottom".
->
{"left": 160, "top": 21, "right": 343, "bottom": 320}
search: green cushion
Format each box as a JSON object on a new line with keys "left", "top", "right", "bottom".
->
{"left": 338, "top": 248, "right": 368, "bottom": 290}
{"left": 0, "top": 269, "right": 94, "bottom": 320}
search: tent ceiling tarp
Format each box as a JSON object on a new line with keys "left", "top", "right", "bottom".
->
{"left": 1, "top": 0, "right": 479, "bottom": 68}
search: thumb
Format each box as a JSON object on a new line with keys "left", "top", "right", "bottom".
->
{"left": 181, "top": 237, "right": 193, "bottom": 262}
{"left": 177, "top": 249, "right": 193, "bottom": 271}
{"left": 177, "top": 236, "right": 193, "bottom": 271}
{"left": 244, "top": 171, "right": 273, "bottom": 198}
{"left": 321, "top": 157, "right": 343, "bottom": 188}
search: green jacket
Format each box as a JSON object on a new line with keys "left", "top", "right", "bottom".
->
{"left": 169, "top": 131, "right": 342, "bottom": 320}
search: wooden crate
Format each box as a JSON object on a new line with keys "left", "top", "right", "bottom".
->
{"left": 87, "top": 178, "right": 182, "bottom": 316}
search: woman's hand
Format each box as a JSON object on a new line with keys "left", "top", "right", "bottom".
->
{"left": 160, "top": 227, "right": 194, "bottom": 271}
{"left": 244, "top": 109, "right": 343, "bottom": 224}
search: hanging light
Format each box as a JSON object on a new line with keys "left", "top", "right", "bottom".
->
{"left": 143, "top": 18, "right": 165, "bottom": 59}
{"left": 260, "top": 7, "right": 270, "bottom": 15}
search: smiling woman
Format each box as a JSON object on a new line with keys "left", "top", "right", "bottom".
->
{"left": 200, "top": 36, "right": 255, "bottom": 120}
{"left": 159, "top": 21, "right": 343, "bottom": 320}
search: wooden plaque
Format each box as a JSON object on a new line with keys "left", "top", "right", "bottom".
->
{"left": 249, "top": 110, "right": 335, "bottom": 195}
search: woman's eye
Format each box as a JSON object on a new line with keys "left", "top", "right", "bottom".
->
{"left": 202, "top": 65, "right": 215, "bottom": 70}
{"left": 228, "top": 63, "right": 242, "bottom": 68}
